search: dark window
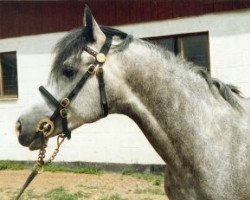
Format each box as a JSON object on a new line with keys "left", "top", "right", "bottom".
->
{"left": 0, "top": 52, "right": 18, "bottom": 98}
{"left": 148, "top": 32, "right": 210, "bottom": 71}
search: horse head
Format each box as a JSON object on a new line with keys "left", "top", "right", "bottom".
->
{"left": 16, "top": 7, "right": 131, "bottom": 150}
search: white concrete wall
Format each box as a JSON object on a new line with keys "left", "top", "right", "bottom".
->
{"left": 0, "top": 9, "right": 250, "bottom": 164}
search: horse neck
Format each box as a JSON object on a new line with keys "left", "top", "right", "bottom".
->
{"left": 114, "top": 40, "right": 239, "bottom": 170}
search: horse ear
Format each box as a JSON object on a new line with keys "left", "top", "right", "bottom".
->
{"left": 83, "top": 6, "right": 105, "bottom": 43}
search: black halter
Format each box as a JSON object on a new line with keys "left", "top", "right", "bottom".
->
{"left": 36, "top": 37, "right": 112, "bottom": 140}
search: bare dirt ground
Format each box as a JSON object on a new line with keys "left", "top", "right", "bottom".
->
{"left": 0, "top": 170, "right": 168, "bottom": 200}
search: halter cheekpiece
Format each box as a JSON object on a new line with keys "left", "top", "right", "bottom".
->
{"left": 37, "top": 37, "right": 112, "bottom": 140}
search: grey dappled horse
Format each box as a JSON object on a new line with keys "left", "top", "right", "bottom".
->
{"left": 16, "top": 7, "right": 249, "bottom": 200}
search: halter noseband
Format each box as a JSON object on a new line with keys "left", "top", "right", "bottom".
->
{"left": 36, "top": 37, "right": 112, "bottom": 140}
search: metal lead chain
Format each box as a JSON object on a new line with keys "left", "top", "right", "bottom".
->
{"left": 46, "top": 135, "right": 65, "bottom": 164}
{"left": 35, "top": 134, "right": 65, "bottom": 169}
{"left": 15, "top": 134, "right": 65, "bottom": 200}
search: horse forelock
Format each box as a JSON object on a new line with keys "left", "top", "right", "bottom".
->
{"left": 50, "top": 26, "right": 133, "bottom": 82}
{"left": 50, "top": 27, "right": 90, "bottom": 82}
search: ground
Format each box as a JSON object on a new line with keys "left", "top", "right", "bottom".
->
{"left": 0, "top": 170, "right": 168, "bottom": 200}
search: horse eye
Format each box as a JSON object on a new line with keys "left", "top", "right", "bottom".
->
{"left": 62, "top": 68, "right": 77, "bottom": 78}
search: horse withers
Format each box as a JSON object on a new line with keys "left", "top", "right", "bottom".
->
{"left": 16, "top": 7, "right": 250, "bottom": 200}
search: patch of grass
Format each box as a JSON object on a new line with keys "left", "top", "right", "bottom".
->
{"left": 0, "top": 161, "right": 103, "bottom": 175}
{"left": 134, "top": 187, "right": 165, "bottom": 195}
{"left": 99, "top": 194, "right": 128, "bottom": 200}
{"left": 0, "top": 161, "right": 25, "bottom": 170}
{"left": 24, "top": 190, "right": 39, "bottom": 199}
{"left": 153, "top": 177, "right": 162, "bottom": 186}
{"left": 9, "top": 189, "right": 39, "bottom": 200}
{"left": 45, "top": 186, "right": 85, "bottom": 200}
{"left": 122, "top": 168, "right": 163, "bottom": 186}
{"left": 44, "top": 163, "right": 103, "bottom": 175}
{"left": 77, "top": 184, "right": 111, "bottom": 191}
{"left": 121, "top": 167, "right": 135, "bottom": 176}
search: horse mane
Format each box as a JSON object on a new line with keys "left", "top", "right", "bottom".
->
{"left": 190, "top": 65, "right": 242, "bottom": 110}
{"left": 145, "top": 39, "right": 242, "bottom": 110}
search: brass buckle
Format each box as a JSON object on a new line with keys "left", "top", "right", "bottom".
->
{"left": 60, "top": 98, "right": 70, "bottom": 108}
{"left": 36, "top": 118, "right": 55, "bottom": 138}
{"left": 60, "top": 108, "right": 68, "bottom": 118}
{"left": 87, "top": 64, "right": 96, "bottom": 75}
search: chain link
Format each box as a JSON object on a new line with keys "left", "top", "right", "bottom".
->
{"left": 36, "top": 134, "right": 65, "bottom": 170}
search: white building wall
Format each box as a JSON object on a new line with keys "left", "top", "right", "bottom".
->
{"left": 0, "top": 9, "right": 250, "bottom": 164}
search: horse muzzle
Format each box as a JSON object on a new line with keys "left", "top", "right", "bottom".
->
{"left": 16, "top": 120, "right": 49, "bottom": 150}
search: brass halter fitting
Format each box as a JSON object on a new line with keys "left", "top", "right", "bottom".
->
{"left": 96, "top": 53, "right": 106, "bottom": 63}
{"left": 87, "top": 64, "right": 97, "bottom": 75}
{"left": 36, "top": 118, "right": 55, "bottom": 138}
{"left": 60, "top": 108, "right": 68, "bottom": 118}
{"left": 60, "top": 98, "right": 70, "bottom": 108}
{"left": 59, "top": 98, "right": 70, "bottom": 118}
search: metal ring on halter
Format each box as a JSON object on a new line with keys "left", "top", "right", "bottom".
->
{"left": 36, "top": 118, "right": 55, "bottom": 137}
{"left": 87, "top": 64, "right": 96, "bottom": 75}
{"left": 60, "top": 108, "right": 68, "bottom": 118}
{"left": 60, "top": 98, "right": 70, "bottom": 108}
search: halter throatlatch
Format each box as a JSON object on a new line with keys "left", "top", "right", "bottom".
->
{"left": 36, "top": 37, "right": 112, "bottom": 140}
{"left": 15, "top": 37, "right": 113, "bottom": 200}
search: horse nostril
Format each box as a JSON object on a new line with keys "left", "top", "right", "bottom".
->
{"left": 15, "top": 120, "right": 22, "bottom": 136}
